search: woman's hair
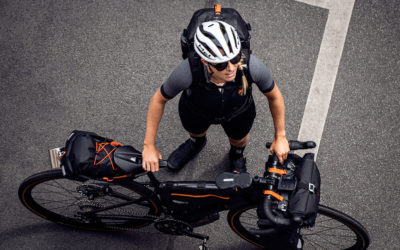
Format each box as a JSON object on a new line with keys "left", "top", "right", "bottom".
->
{"left": 237, "top": 52, "right": 248, "bottom": 96}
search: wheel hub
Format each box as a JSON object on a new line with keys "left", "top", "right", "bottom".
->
{"left": 76, "top": 184, "right": 109, "bottom": 199}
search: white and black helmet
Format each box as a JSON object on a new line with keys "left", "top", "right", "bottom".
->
{"left": 194, "top": 21, "right": 241, "bottom": 63}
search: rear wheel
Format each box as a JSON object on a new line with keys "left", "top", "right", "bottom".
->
{"left": 228, "top": 204, "right": 370, "bottom": 249}
{"left": 18, "top": 169, "right": 161, "bottom": 231}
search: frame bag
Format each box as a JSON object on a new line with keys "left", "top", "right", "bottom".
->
{"left": 60, "top": 130, "right": 123, "bottom": 178}
{"left": 289, "top": 153, "right": 321, "bottom": 227}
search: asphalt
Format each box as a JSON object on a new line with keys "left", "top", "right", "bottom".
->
{"left": 0, "top": 0, "right": 399, "bottom": 249}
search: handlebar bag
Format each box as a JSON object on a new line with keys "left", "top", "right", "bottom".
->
{"left": 288, "top": 153, "right": 321, "bottom": 227}
{"left": 60, "top": 130, "right": 123, "bottom": 178}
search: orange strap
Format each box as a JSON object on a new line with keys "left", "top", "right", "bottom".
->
{"left": 268, "top": 168, "right": 287, "bottom": 175}
{"left": 171, "top": 193, "right": 230, "bottom": 200}
{"left": 264, "top": 190, "right": 284, "bottom": 201}
{"left": 214, "top": 4, "right": 221, "bottom": 15}
{"left": 94, "top": 142, "right": 120, "bottom": 170}
{"left": 103, "top": 175, "right": 130, "bottom": 182}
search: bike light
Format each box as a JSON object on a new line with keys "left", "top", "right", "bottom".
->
{"left": 49, "top": 147, "right": 63, "bottom": 169}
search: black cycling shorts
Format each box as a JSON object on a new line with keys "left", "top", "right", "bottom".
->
{"left": 178, "top": 99, "right": 256, "bottom": 140}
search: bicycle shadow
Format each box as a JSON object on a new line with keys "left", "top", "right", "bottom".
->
{"left": 196, "top": 153, "right": 231, "bottom": 181}
{"left": 0, "top": 222, "right": 168, "bottom": 249}
{"left": 1, "top": 222, "right": 258, "bottom": 250}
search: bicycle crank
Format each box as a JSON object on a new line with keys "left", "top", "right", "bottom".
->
{"left": 154, "top": 218, "right": 209, "bottom": 241}
{"left": 154, "top": 218, "right": 193, "bottom": 235}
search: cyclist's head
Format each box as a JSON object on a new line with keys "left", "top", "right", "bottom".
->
{"left": 194, "top": 21, "right": 241, "bottom": 64}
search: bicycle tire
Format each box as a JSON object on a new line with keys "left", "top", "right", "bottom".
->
{"left": 18, "top": 169, "right": 161, "bottom": 231}
{"left": 227, "top": 204, "right": 370, "bottom": 249}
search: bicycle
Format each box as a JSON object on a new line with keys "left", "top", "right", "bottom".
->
{"left": 18, "top": 140, "right": 370, "bottom": 249}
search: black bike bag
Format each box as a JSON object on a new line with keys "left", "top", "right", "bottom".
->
{"left": 288, "top": 153, "right": 321, "bottom": 226}
{"left": 60, "top": 130, "right": 123, "bottom": 178}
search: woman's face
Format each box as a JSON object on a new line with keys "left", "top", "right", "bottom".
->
{"left": 203, "top": 60, "right": 239, "bottom": 84}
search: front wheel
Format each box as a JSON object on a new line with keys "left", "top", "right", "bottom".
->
{"left": 228, "top": 204, "right": 370, "bottom": 249}
{"left": 18, "top": 169, "right": 161, "bottom": 231}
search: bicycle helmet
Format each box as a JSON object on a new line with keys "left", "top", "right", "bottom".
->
{"left": 194, "top": 21, "right": 241, "bottom": 63}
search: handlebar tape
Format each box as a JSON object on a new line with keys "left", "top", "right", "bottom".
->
{"left": 266, "top": 140, "right": 316, "bottom": 150}
{"left": 263, "top": 196, "right": 292, "bottom": 227}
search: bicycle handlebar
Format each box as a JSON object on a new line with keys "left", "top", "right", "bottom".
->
{"left": 266, "top": 140, "right": 316, "bottom": 150}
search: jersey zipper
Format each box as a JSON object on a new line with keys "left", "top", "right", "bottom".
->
{"left": 220, "top": 88, "right": 224, "bottom": 117}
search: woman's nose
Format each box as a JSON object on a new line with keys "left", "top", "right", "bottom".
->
{"left": 226, "top": 61, "right": 235, "bottom": 71}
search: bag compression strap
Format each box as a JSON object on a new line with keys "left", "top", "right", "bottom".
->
{"left": 93, "top": 141, "right": 123, "bottom": 171}
{"left": 297, "top": 181, "right": 319, "bottom": 194}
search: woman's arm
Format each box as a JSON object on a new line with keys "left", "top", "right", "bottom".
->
{"left": 264, "top": 83, "right": 290, "bottom": 163}
{"left": 142, "top": 88, "right": 169, "bottom": 172}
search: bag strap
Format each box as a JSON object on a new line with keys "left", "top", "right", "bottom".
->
{"left": 297, "top": 181, "right": 319, "bottom": 194}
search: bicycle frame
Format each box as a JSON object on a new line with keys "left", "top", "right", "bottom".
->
{"left": 149, "top": 172, "right": 261, "bottom": 223}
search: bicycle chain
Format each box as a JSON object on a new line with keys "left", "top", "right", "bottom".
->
{"left": 77, "top": 198, "right": 191, "bottom": 233}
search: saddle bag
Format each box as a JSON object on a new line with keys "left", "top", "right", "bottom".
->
{"left": 288, "top": 153, "right": 321, "bottom": 226}
{"left": 60, "top": 130, "right": 123, "bottom": 178}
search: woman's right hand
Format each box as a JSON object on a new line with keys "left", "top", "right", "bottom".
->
{"left": 142, "top": 144, "right": 162, "bottom": 172}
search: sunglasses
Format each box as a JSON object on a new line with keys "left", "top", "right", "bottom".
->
{"left": 210, "top": 53, "right": 242, "bottom": 71}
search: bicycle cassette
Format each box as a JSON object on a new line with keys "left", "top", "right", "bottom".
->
{"left": 154, "top": 218, "right": 193, "bottom": 235}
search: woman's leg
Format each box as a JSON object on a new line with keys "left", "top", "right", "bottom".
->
{"left": 168, "top": 100, "right": 210, "bottom": 171}
{"left": 222, "top": 102, "right": 256, "bottom": 173}
{"left": 227, "top": 134, "right": 249, "bottom": 173}
{"left": 228, "top": 133, "right": 249, "bottom": 148}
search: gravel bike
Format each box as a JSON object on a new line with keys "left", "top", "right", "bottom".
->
{"left": 18, "top": 140, "right": 370, "bottom": 249}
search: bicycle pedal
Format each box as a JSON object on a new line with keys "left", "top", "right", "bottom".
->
{"left": 199, "top": 238, "right": 209, "bottom": 250}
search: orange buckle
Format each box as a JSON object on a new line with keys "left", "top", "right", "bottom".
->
{"left": 268, "top": 168, "right": 287, "bottom": 175}
{"left": 110, "top": 141, "right": 123, "bottom": 147}
{"left": 264, "top": 190, "right": 284, "bottom": 201}
{"left": 214, "top": 4, "right": 221, "bottom": 15}
{"left": 58, "top": 151, "right": 66, "bottom": 160}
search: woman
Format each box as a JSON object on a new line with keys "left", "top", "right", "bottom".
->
{"left": 142, "top": 21, "right": 289, "bottom": 173}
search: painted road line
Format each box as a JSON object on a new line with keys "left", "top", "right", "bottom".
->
{"left": 295, "top": 0, "right": 355, "bottom": 159}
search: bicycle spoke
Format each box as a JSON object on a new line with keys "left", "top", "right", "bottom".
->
{"left": 311, "top": 230, "right": 348, "bottom": 248}
{"left": 59, "top": 199, "right": 85, "bottom": 215}
{"left": 44, "top": 180, "right": 76, "bottom": 194}
{"left": 303, "top": 230, "right": 355, "bottom": 238}
{"left": 311, "top": 224, "right": 353, "bottom": 234}
{"left": 32, "top": 190, "right": 76, "bottom": 198}
{"left": 35, "top": 186, "right": 79, "bottom": 199}
{"left": 32, "top": 197, "right": 78, "bottom": 205}
{"left": 303, "top": 236, "right": 327, "bottom": 250}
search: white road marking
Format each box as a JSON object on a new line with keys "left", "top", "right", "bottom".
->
{"left": 295, "top": 0, "right": 355, "bottom": 159}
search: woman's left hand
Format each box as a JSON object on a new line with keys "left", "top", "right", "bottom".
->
{"left": 269, "top": 135, "right": 290, "bottom": 163}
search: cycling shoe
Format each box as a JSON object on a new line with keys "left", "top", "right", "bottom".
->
{"left": 230, "top": 157, "right": 247, "bottom": 173}
{"left": 167, "top": 137, "right": 207, "bottom": 171}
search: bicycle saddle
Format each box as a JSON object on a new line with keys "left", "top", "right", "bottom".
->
{"left": 114, "top": 146, "right": 168, "bottom": 174}
{"left": 113, "top": 146, "right": 144, "bottom": 174}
